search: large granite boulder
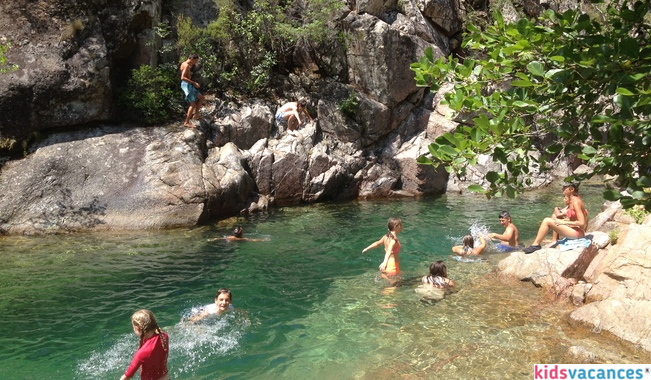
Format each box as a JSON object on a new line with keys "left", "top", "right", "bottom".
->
{"left": 497, "top": 244, "right": 599, "bottom": 299}
{"left": 497, "top": 205, "right": 651, "bottom": 353}
{"left": 0, "top": 126, "right": 207, "bottom": 234}
{"left": 0, "top": 0, "right": 162, "bottom": 149}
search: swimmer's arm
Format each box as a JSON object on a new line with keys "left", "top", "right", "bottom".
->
{"left": 120, "top": 375, "right": 131, "bottom": 380}
{"left": 379, "top": 239, "right": 395, "bottom": 270}
{"left": 362, "top": 237, "right": 384, "bottom": 254}
{"left": 473, "top": 236, "right": 487, "bottom": 255}
{"left": 451, "top": 245, "right": 465, "bottom": 255}
{"left": 188, "top": 310, "right": 210, "bottom": 322}
{"left": 490, "top": 226, "right": 513, "bottom": 242}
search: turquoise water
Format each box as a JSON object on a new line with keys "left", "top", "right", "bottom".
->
{"left": 0, "top": 184, "right": 646, "bottom": 379}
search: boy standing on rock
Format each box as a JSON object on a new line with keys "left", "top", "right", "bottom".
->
{"left": 180, "top": 54, "right": 205, "bottom": 128}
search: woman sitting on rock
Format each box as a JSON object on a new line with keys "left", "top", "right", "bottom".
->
{"left": 523, "top": 187, "right": 588, "bottom": 254}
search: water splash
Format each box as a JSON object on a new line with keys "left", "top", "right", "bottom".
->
{"left": 171, "top": 310, "right": 250, "bottom": 376}
{"left": 76, "top": 334, "right": 134, "bottom": 378}
{"left": 75, "top": 310, "right": 250, "bottom": 379}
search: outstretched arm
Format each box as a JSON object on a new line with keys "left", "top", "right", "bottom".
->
{"left": 362, "top": 237, "right": 384, "bottom": 254}
{"left": 490, "top": 226, "right": 513, "bottom": 241}
{"left": 473, "top": 236, "right": 487, "bottom": 255}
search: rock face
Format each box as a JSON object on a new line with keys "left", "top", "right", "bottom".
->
{"left": 0, "top": 0, "right": 163, "bottom": 146}
{"left": 496, "top": 202, "right": 651, "bottom": 354}
{"left": 0, "top": 0, "right": 576, "bottom": 234}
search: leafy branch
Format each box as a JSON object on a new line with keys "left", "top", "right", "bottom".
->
{"left": 411, "top": 1, "right": 651, "bottom": 209}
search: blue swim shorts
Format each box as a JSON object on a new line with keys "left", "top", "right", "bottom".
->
{"left": 496, "top": 243, "right": 523, "bottom": 252}
{"left": 275, "top": 111, "right": 286, "bottom": 122}
{"left": 181, "top": 81, "right": 200, "bottom": 103}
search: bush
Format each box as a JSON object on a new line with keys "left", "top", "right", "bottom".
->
{"left": 117, "top": 63, "right": 181, "bottom": 124}
{"left": 175, "top": 0, "right": 344, "bottom": 96}
{"left": 338, "top": 91, "right": 359, "bottom": 117}
{"left": 0, "top": 42, "right": 18, "bottom": 74}
{"left": 625, "top": 205, "right": 649, "bottom": 224}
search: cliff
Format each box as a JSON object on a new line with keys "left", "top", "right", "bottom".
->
{"left": 0, "top": 0, "right": 578, "bottom": 234}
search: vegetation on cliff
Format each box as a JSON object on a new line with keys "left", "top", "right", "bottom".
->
{"left": 119, "top": 0, "right": 344, "bottom": 123}
{"left": 0, "top": 42, "right": 18, "bottom": 74}
{"left": 411, "top": 0, "right": 651, "bottom": 209}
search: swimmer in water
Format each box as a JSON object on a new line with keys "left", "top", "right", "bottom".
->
{"left": 422, "top": 260, "right": 455, "bottom": 289}
{"left": 488, "top": 211, "right": 522, "bottom": 252}
{"left": 362, "top": 217, "right": 403, "bottom": 275}
{"left": 452, "top": 234, "right": 487, "bottom": 256}
{"left": 211, "top": 226, "right": 269, "bottom": 242}
{"left": 121, "top": 309, "right": 169, "bottom": 380}
{"left": 188, "top": 288, "right": 234, "bottom": 322}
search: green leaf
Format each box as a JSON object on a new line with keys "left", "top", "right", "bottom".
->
{"left": 582, "top": 145, "right": 597, "bottom": 155}
{"left": 526, "top": 61, "right": 545, "bottom": 77}
{"left": 467, "top": 184, "right": 486, "bottom": 193}
{"left": 616, "top": 87, "right": 635, "bottom": 96}
{"left": 417, "top": 155, "right": 434, "bottom": 165}
{"left": 486, "top": 171, "right": 500, "bottom": 183}
{"left": 603, "top": 189, "right": 622, "bottom": 201}
{"left": 506, "top": 186, "right": 517, "bottom": 198}
{"left": 637, "top": 176, "right": 651, "bottom": 187}
{"left": 591, "top": 115, "right": 617, "bottom": 123}
{"left": 631, "top": 191, "right": 646, "bottom": 200}
{"left": 511, "top": 79, "right": 534, "bottom": 87}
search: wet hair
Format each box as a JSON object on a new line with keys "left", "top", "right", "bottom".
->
{"left": 297, "top": 99, "right": 307, "bottom": 109}
{"left": 462, "top": 235, "right": 475, "bottom": 249}
{"left": 232, "top": 226, "right": 244, "bottom": 238}
{"left": 387, "top": 217, "right": 402, "bottom": 232}
{"left": 189, "top": 53, "right": 199, "bottom": 60}
{"left": 499, "top": 211, "right": 511, "bottom": 220}
{"left": 215, "top": 288, "right": 232, "bottom": 302}
{"left": 562, "top": 182, "right": 580, "bottom": 194}
{"left": 131, "top": 309, "right": 167, "bottom": 351}
{"left": 429, "top": 260, "right": 448, "bottom": 278}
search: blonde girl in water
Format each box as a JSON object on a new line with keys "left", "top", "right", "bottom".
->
{"left": 121, "top": 309, "right": 169, "bottom": 380}
{"left": 362, "top": 217, "right": 403, "bottom": 275}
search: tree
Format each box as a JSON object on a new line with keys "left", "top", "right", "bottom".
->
{"left": 410, "top": 1, "right": 651, "bottom": 209}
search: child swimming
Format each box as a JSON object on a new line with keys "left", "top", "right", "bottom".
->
{"left": 422, "top": 260, "right": 455, "bottom": 289}
{"left": 452, "top": 235, "right": 487, "bottom": 256}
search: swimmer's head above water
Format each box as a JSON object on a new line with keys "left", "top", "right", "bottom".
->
{"left": 215, "top": 288, "right": 232, "bottom": 314}
{"left": 429, "top": 260, "right": 448, "bottom": 278}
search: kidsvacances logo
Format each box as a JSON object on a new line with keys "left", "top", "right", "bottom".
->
{"left": 534, "top": 364, "right": 651, "bottom": 380}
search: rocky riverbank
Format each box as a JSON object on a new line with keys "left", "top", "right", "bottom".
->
{"left": 496, "top": 201, "right": 651, "bottom": 358}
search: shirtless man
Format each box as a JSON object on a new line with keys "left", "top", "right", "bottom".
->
{"left": 180, "top": 54, "right": 205, "bottom": 128}
{"left": 274, "top": 99, "right": 313, "bottom": 135}
{"left": 488, "top": 210, "right": 521, "bottom": 252}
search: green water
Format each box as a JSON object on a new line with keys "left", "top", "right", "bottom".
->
{"left": 0, "top": 184, "right": 647, "bottom": 379}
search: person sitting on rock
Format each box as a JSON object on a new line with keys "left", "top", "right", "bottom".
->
{"left": 523, "top": 188, "right": 588, "bottom": 254}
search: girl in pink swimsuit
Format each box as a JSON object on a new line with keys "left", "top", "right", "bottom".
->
{"left": 362, "top": 217, "right": 403, "bottom": 275}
